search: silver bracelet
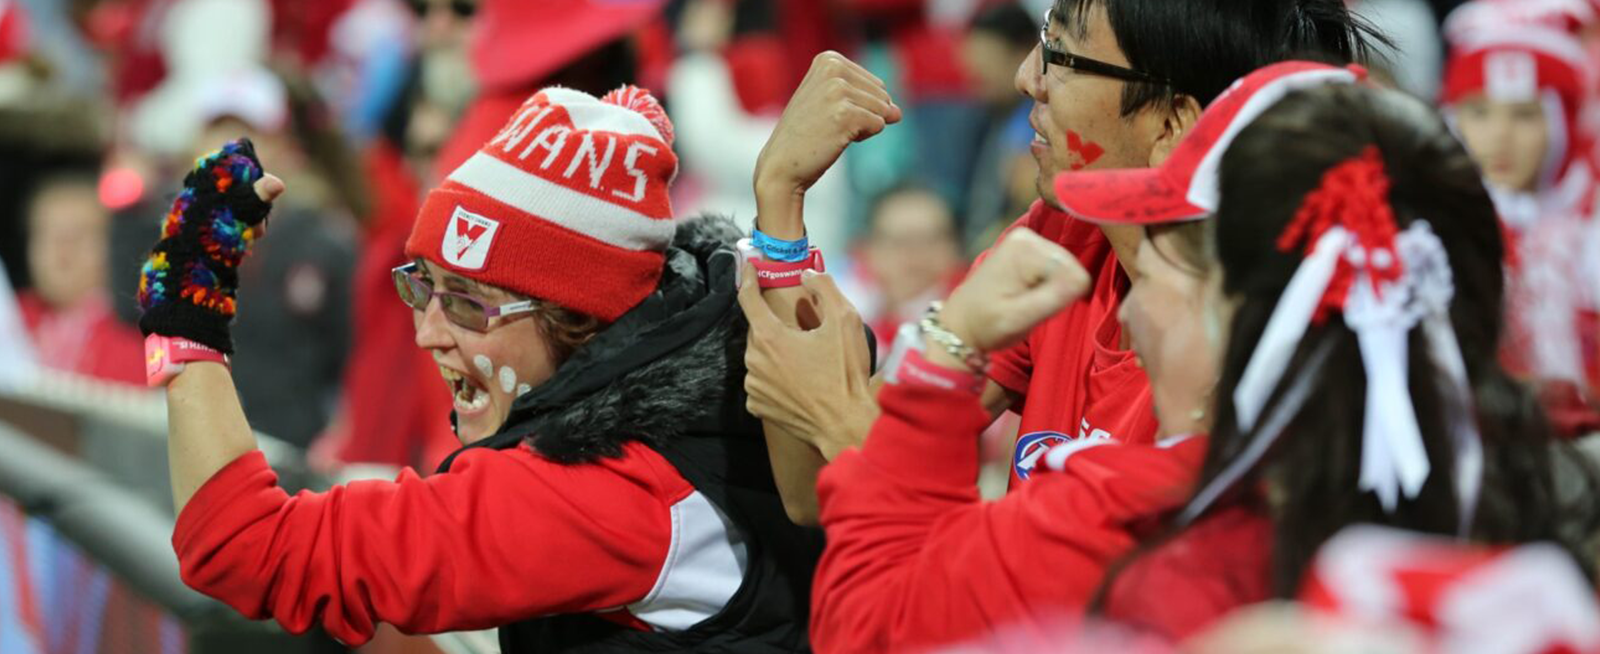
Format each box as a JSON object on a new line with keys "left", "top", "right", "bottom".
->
{"left": 918, "top": 301, "right": 989, "bottom": 374}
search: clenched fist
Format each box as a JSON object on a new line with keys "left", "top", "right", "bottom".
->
{"left": 754, "top": 52, "right": 902, "bottom": 237}
{"left": 936, "top": 228, "right": 1091, "bottom": 357}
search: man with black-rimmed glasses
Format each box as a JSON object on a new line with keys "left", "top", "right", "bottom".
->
{"left": 738, "top": 0, "right": 1385, "bottom": 519}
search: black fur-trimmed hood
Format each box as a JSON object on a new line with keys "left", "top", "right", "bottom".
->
{"left": 438, "top": 213, "right": 750, "bottom": 470}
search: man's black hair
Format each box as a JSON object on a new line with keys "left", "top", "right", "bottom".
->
{"left": 1052, "top": 0, "right": 1390, "bottom": 116}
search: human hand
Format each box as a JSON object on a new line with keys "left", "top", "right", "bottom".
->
{"left": 738, "top": 263, "right": 878, "bottom": 459}
{"left": 137, "top": 139, "right": 283, "bottom": 354}
{"left": 936, "top": 228, "right": 1090, "bottom": 356}
{"left": 753, "top": 51, "right": 901, "bottom": 237}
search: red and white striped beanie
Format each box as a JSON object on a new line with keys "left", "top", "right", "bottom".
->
{"left": 1441, "top": 25, "right": 1592, "bottom": 185}
{"left": 406, "top": 85, "right": 678, "bottom": 322}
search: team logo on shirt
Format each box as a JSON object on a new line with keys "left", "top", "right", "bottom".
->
{"left": 1014, "top": 420, "right": 1116, "bottom": 480}
{"left": 1013, "top": 432, "right": 1071, "bottom": 480}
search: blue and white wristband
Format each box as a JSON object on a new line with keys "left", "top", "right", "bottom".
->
{"left": 750, "top": 227, "right": 810, "bottom": 263}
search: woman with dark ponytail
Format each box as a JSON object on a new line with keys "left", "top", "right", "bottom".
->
{"left": 1067, "top": 80, "right": 1600, "bottom": 640}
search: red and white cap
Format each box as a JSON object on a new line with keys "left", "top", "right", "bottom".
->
{"left": 405, "top": 85, "right": 678, "bottom": 322}
{"left": 1052, "top": 61, "right": 1365, "bottom": 226}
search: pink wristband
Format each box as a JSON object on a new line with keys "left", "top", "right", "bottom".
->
{"left": 739, "top": 240, "right": 826, "bottom": 289}
{"left": 145, "top": 334, "right": 229, "bottom": 387}
{"left": 896, "top": 347, "right": 985, "bottom": 395}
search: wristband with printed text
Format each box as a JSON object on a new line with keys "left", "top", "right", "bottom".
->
{"left": 894, "top": 346, "right": 986, "bottom": 395}
{"left": 750, "top": 227, "right": 810, "bottom": 262}
{"left": 145, "top": 333, "right": 229, "bottom": 387}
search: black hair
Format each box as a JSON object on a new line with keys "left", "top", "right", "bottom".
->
{"left": 1052, "top": 0, "right": 1390, "bottom": 116}
{"left": 1184, "top": 83, "right": 1599, "bottom": 597}
{"left": 969, "top": 2, "right": 1037, "bottom": 51}
{"left": 1142, "top": 222, "right": 1211, "bottom": 279}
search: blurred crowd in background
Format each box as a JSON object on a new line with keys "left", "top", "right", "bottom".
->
{"left": 0, "top": 0, "right": 1593, "bottom": 480}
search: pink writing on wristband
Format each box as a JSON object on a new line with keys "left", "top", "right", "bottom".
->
{"left": 898, "top": 348, "right": 985, "bottom": 395}
{"left": 145, "top": 334, "right": 229, "bottom": 386}
{"left": 744, "top": 246, "right": 826, "bottom": 289}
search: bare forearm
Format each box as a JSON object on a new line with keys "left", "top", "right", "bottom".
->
{"left": 754, "top": 171, "right": 830, "bottom": 523}
{"left": 762, "top": 395, "right": 876, "bottom": 525}
{"left": 762, "top": 428, "right": 826, "bottom": 525}
{"left": 166, "top": 362, "right": 258, "bottom": 511}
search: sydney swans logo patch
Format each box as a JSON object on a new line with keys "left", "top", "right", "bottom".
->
{"left": 1013, "top": 432, "right": 1071, "bottom": 480}
{"left": 443, "top": 206, "right": 500, "bottom": 270}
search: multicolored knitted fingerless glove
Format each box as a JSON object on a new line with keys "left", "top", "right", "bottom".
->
{"left": 137, "top": 138, "right": 274, "bottom": 354}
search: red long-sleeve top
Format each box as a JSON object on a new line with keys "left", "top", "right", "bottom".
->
{"left": 810, "top": 378, "right": 1208, "bottom": 653}
{"left": 173, "top": 441, "right": 698, "bottom": 646}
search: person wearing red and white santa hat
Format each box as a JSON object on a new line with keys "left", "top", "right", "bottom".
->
{"left": 140, "top": 84, "right": 822, "bottom": 652}
{"left": 1440, "top": 17, "right": 1600, "bottom": 433}
{"left": 1441, "top": 20, "right": 1594, "bottom": 231}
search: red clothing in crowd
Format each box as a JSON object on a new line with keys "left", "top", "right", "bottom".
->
{"left": 174, "top": 442, "right": 740, "bottom": 646}
{"left": 810, "top": 376, "right": 1206, "bottom": 653}
{"left": 1100, "top": 506, "right": 1274, "bottom": 641}
{"left": 0, "top": 0, "right": 28, "bottom": 64}
{"left": 983, "top": 201, "right": 1160, "bottom": 485}
{"left": 322, "top": 143, "right": 457, "bottom": 471}
{"left": 839, "top": 0, "right": 971, "bottom": 100}
{"left": 16, "top": 292, "right": 144, "bottom": 385}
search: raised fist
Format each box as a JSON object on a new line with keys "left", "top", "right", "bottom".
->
{"left": 938, "top": 227, "right": 1091, "bottom": 354}
{"left": 137, "top": 138, "right": 284, "bottom": 353}
{"left": 753, "top": 52, "right": 901, "bottom": 233}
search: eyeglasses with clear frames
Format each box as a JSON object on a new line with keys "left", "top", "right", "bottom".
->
{"left": 392, "top": 262, "right": 537, "bottom": 333}
{"left": 1038, "top": 8, "right": 1174, "bottom": 88}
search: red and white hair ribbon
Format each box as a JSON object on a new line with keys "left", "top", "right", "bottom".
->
{"left": 1184, "top": 147, "right": 1483, "bottom": 530}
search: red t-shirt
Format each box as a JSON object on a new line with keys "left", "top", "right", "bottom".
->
{"left": 982, "top": 201, "right": 1160, "bottom": 486}
{"left": 324, "top": 143, "right": 458, "bottom": 471}
{"left": 1100, "top": 506, "right": 1274, "bottom": 641}
{"left": 811, "top": 378, "right": 1207, "bottom": 653}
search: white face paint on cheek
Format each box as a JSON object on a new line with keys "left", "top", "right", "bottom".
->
{"left": 473, "top": 354, "right": 494, "bottom": 379}
{"left": 517, "top": 383, "right": 532, "bottom": 397}
{"left": 498, "top": 365, "right": 516, "bottom": 394}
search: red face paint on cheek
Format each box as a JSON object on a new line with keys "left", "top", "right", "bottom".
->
{"left": 1065, "top": 130, "right": 1106, "bottom": 170}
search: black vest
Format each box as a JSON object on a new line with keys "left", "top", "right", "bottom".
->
{"left": 431, "top": 216, "right": 850, "bottom": 652}
{"left": 497, "top": 410, "right": 824, "bottom": 653}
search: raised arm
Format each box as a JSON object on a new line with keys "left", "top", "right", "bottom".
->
{"left": 744, "top": 52, "right": 901, "bottom": 524}
{"left": 804, "top": 229, "right": 1207, "bottom": 652}
{"left": 133, "top": 140, "right": 283, "bottom": 510}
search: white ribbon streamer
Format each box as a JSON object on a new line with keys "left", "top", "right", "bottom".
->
{"left": 1407, "top": 225, "right": 1484, "bottom": 534}
{"left": 1346, "top": 274, "right": 1431, "bottom": 510}
{"left": 1234, "top": 228, "right": 1352, "bottom": 431}
{"left": 1181, "top": 338, "right": 1335, "bottom": 525}
{"left": 1219, "top": 221, "right": 1482, "bottom": 526}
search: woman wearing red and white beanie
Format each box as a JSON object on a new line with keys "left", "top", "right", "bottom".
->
{"left": 147, "top": 85, "right": 823, "bottom": 652}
